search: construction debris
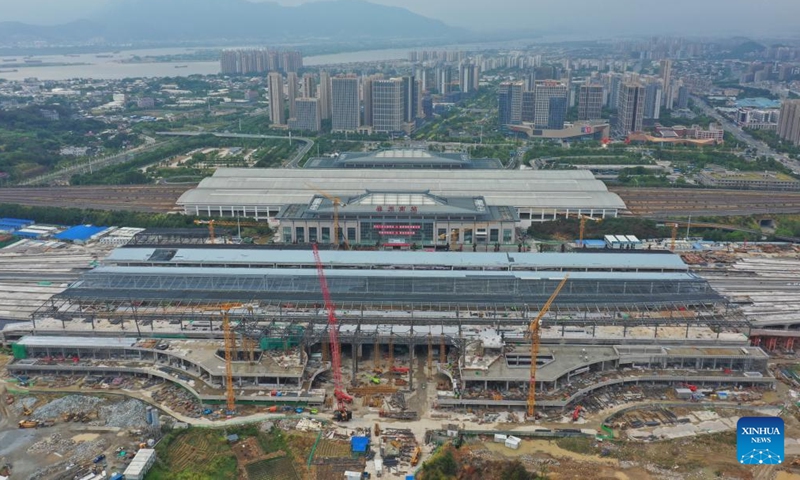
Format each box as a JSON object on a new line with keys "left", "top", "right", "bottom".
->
{"left": 31, "top": 395, "right": 103, "bottom": 420}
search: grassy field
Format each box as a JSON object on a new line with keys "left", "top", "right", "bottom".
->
{"left": 146, "top": 429, "right": 237, "bottom": 480}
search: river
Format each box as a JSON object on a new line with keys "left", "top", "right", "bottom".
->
{"left": 0, "top": 38, "right": 550, "bottom": 81}
{"left": 0, "top": 46, "right": 428, "bottom": 81}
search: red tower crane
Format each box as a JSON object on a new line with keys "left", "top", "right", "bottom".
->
{"left": 312, "top": 243, "right": 353, "bottom": 421}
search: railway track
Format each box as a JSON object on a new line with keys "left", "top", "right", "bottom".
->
{"left": 611, "top": 187, "right": 800, "bottom": 217}
{"left": 0, "top": 185, "right": 191, "bottom": 212}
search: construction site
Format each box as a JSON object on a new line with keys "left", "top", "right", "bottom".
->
{"left": 4, "top": 228, "right": 800, "bottom": 479}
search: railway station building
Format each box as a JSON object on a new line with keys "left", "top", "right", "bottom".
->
{"left": 177, "top": 168, "right": 626, "bottom": 228}
{"left": 275, "top": 190, "right": 519, "bottom": 247}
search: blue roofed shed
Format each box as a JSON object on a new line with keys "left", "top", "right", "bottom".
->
{"left": 54, "top": 225, "right": 108, "bottom": 243}
{"left": 351, "top": 436, "right": 369, "bottom": 453}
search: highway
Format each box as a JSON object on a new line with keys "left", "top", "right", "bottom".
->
{"left": 155, "top": 131, "right": 314, "bottom": 168}
{"left": 692, "top": 96, "right": 800, "bottom": 174}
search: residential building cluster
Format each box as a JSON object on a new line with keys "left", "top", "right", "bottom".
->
{"left": 220, "top": 48, "right": 303, "bottom": 75}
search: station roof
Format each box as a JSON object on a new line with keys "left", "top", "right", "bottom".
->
{"left": 177, "top": 169, "right": 627, "bottom": 211}
{"left": 278, "top": 191, "right": 518, "bottom": 222}
{"left": 304, "top": 149, "right": 503, "bottom": 169}
{"left": 105, "top": 249, "right": 688, "bottom": 272}
{"left": 80, "top": 265, "right": 697, "bottom": 281}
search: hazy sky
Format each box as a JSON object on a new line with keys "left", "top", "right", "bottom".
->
{"left": 2, "top": 0, "right": 799, "bottom": 36}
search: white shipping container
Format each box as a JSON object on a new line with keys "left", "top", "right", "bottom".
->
{"left": 494, "top": 434, "right": 508, "bottom": 443}
{"left": 505, "top": 436, "right": 521, "bottom": 449}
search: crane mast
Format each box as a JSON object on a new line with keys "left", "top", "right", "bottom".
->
{"left": 312, "top": 243, "right": 352, "bottom": 413}
{"left": 527, "top": 275, "right": 569, "bottom": 418}
{"left": 222, "top": 309, "right": 236, "bottom": 414}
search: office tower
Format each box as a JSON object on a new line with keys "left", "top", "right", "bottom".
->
{"left": 280, "top": 51, "right": 303, "bottom": 73}
{"left": 220, "top": 50, "right": 238, "bottom": 74}
{"left": 660, "top": 59, "right": 672, "bottom": 107}
{"left": 533, "top": 80, "right": 568, "bottom": 129}
{"left": 318, "top": 71, "right": 332, "bottom": 120}
{"left": 459, "top": 63, "right": 480, "bottom": 94}
{"left": 363, "top": 76, "right": 376, "bottom": 127}
{"left": 578, "top": 84, "right": 603, "bottom": 121}
{"left": 617, "top": 82, "right": 645, "bottom": 135}
{"left": 644, "top": 82, "right": 662, "bottom": 120}
{"left": 778, "top": 99, "right": 800, "bottom": 146}
{"left": 422, "top": 96, "right": 433, "bottom": 118}
{"left": 521, "top": 91, "right": 536, "bottom": 123}
{"left": 372, "top": 78, "right": 404, "bottom": 133}
{"left": 401, "top": 76, "right": 418, "bottom": 123}
{"left": 548, "top": 97, "right": 567, "bottom": 129}
{"left": 408, "top": 51, "right": 418, "bottom": 62}
{"left": 677, "top": 85, "right": 689, "bottom": 109}
{"left": 331, "top": 76, "right": 360, "bottom": 132}
{"left": 609, "top": 75, "right": 622, "bottom": 109}
{"left": 267, "top": 72, "right": 286, "bottom": 126}
{"left": 436, "top": 67, "right": 453, "bottom": 95}
{"left": 288, "top": 98, "right": 320, "bottom": 132}
{"left": 302, "top": 74, "right": 316, "bottom": 99}
{"left": 286, "top": 72, "right": 298, "bottom": 119}
{"left": 497, "top": 81, "right": 524, "bottom": 126}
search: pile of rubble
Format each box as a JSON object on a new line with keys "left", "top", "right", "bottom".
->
{"left": 27, "top": 433, "right": 76, "bottom": 455}
{"left": 12, "top": 396, "right": 37, "bottom": 415}
{"left": 100, "top": 398, "right": 148, "bottom": 428}
{"left": 152, "top": 384, "right": 201, "bottom": 417}
{"left": 32, "top": 395, "right": 103, "bottom": 420}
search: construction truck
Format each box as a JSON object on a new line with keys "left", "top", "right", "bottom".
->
{"left": 18, "top": 420, "right": 38, "bottom": 429}
{"left": 333, "top": 406, "right": 352, "bottom": 422}
{"left": 22, "top": 405, "right": 32, "bottom": 416}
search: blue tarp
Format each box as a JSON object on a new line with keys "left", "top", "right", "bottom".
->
{"left": 54, "top": 225, "right": 108, "bottom": 242}
{"left": 351, "top": 436, "right": 369, "bottom": 453}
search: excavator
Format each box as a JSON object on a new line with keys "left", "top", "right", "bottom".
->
{"left": 572, "top": 405, "right": 583, "bottom": 422}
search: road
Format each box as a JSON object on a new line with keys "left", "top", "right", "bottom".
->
{"left": 692, "top": 96, "right": 800, "bottom": 174}
{"left": 156, "top": 131, "right": 314, "bottom": 168}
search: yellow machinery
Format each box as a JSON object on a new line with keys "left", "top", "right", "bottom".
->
{"left": 202, "top": 303, "right": 243, "bottom": 415}
{"left": 411, "top": 446, "right": 422, "bottom": 466}
{"left": 527, "top": 275, "right": 569, "bottom": 418}
{"left": 306, "top": 184, "right": 349, "bottom": 249}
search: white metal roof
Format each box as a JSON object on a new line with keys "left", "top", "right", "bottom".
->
{"left": 86, "top": 266, "right": 696, "bottom": 281}
{"left": 177, "top": 169, "right": 627, "bottom": 211}
{"left": 106, "top": 249, "right": 688, "bottom": 271}
{"left": 18, "top": 336, "right": 137, "bottom": 348}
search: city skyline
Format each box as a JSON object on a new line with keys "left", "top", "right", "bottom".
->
{"left": 3, "top": 0, "right": 800, "bottom": 37}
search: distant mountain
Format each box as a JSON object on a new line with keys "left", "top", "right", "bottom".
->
{"left": 0, "top": 20, "right": 107, "bottom": 44}
{"left": 0, "top": 0, "right": 465, "bottom": 44}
